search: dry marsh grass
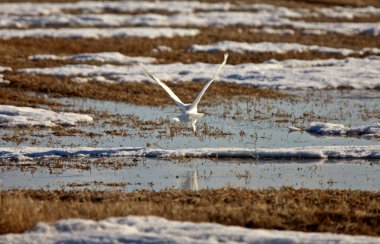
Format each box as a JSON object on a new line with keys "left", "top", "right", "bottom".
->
{"left": 0, "top": 188, "right": 379, "bottom": 236}
{"left": 0, "top": 26, "right": 378, "bottom": 108}
{"left": 3, "top": 74, "right": 288, "bottom": 106}
{"left": 1, "top": 28, "right": 380, "bottom": 68}
{"left": 0, "top": 87, "right": 61, "bottom": 107}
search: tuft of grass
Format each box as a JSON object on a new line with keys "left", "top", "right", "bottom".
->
{"left": 0, "top": 87, "right": 61, "bottom": 107}
{"left": 1, "top": 188, "right": 379, "bottom": 236}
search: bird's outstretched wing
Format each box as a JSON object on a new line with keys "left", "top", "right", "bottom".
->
{"left": 189, "top": 53, "right": 228, "bottom": 112}
{"left": 140, "top": 63, "right": 187, "bottom": 111}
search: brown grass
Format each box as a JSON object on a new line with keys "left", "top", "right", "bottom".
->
{"left": 1, "top": 28, "right": 380, "bottom": 69}
{"left": 0, "top": 87, "right": 61, "bottom": 107}
{"left": 3, "top": 74, "right": 288, "bottom": 106}
{"left": 0, "top": 26, "right": 378, "bottom": 109}
{"left": 0, "top": 188, "right": 379, "bottom": 235}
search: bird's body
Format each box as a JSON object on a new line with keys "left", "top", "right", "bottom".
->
{"left": 140, "top": 53, "right": 228, "bottom": 132}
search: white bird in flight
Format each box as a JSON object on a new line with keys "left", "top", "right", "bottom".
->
{"left": 140, "top": 53, "right": 228, "bottom": 132}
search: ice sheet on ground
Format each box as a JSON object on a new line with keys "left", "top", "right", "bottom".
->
{"left": 1, "top": 216, "right": 378, "bottom": 244}
{"left": 29, "top": 52, "right": 156, "bottom": 64}
{"left": 19, "top": 56, "right": 380, "bottom": 89}
{"left": 1, "top": 145, "right": 379, "bottom": 161}
{"left": 0, "top": 27, "right": 199, "bottom": 39}
{"left": 0, "top": 105, "right": 93, "bottom": 128}
{"left": 189, "top": 41, "right": 364, "bottom": 55}
{"left": 307, "top": 122, "right": 380, "bottom": 138}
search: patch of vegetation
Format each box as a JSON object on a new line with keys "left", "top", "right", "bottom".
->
{"left": 0, "top": 188, "right": 379, "bottom": 235}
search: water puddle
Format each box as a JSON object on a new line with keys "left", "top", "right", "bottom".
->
{"left": 1, "top": 158, "right": 379, "bottom": 191}
{"left": 0, "top": 90, "right": 379, "bottom": 191}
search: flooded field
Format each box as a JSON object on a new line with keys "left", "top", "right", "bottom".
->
{"left": 1, "top": 89, "right": 379, "bottom": 149}
{"left": 1, "top": 90, "right": 379, "bottom": 191}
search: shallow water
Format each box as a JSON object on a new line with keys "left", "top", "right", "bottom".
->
{"left": 1, "top": 90, "right": 378, "bottom": 149}
{"left": 1, "top": 158, "right": 379, "bottom": 191}
{"left": 0, "top": 90, "right": 379, "bottom": 191}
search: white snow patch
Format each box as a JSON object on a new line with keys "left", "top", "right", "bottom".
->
{"left": 0, "top": 145, "right": 379, "bottom": 161}
{"left": 1, "top": 216, "right": 379, "bottom": 244}
{"left": 0, "top": 66, "right": 12, "bottom": 84}
{"left": 0, "top": 1, "right": 231, "bottom": 15}
{"left": 307, "top": 122, "right": 380, "bottom": 138}
{"left": 251, "top": 27, "right": 295, "bottom": 35}
{"left": 189, "top": 41, "right": 355, "bottom": 55}
{"left": 0, "top": 27, "right": 199, "bottom": 39}
{"left": 0, "top": 105, "right": 93, "bottom": 128}
{"left": 29, "top": 52, "right": 156, "bottom": 64}
{"left": 19, "top": 56, "right": 380, "bottom": 89}
{"left": 1, "top": 2, "right": 380, "bottom": 36}
{"left": 0, "top": 75, "right": 9, "bottom": 84}
{"left": 0, "top": 11, "right": 278, "bottom": 29}
{"left": 318, "top": 6, "right": 380, "bottom": 19}
{"left": 0, "top": 66, "right": 11, "bottom": 72}
{"left": 288, "top": 21, "right": 380, "bottom": 36}
{"left": 152, "top": 45, "right": 173, "bottom": 53}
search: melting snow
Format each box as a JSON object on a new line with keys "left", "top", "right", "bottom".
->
{"left": 0, "top": 105, "right": 93, "bottom": 128}
{"left": 287, "top": 21, "right": 380, "bottom": 36}
{"left": 0, "top": 66, "right": 11, "bottom": 72}
{"left": 1, "top": 216, "right": 379, "bottom": 244}
{"left": 189, "top": 41, "right": 359, "bottom": 55}
{"left": 0, "top": 66, "right": 11, "bottom": 84}
{"left": 0, "top": 27, "right": 199, "bottom": 39}
{"left": 318, "top": 6, "right": 380, "bottom": 19}
{"left": 1, "top": 145, "right": 379, "bottom": 161}
{"left": 29, "top": 52, "right": 156, "bottom": 64}
{"left": 152, "top": 45, "right": 173, "bottom": 53}
{"left": 0, "top": 1, "right": 231, "bottom": 15}
{"left": 19, "top": 56, "right": 380, "bottom": 89}
{"left": 0, "top": 2, "right": 380, "bottom": 36}
{"left": 307, "top": 122, "right": 380, "bottom": 138}
{"left": 250, "top": 27, "right": 295, "bottom": 35}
